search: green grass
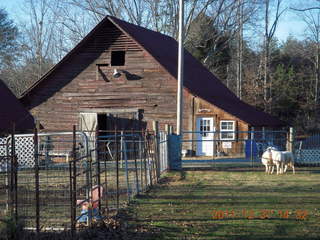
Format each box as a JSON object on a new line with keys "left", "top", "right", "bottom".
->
{"left": 123, "top": 168, "right": 320, "bottom": 239}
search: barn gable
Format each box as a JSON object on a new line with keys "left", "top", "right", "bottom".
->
{"left": 20, "top": 17, "right": 180, "bottom": 131}
{"left": 20, "top": 15, "right": 285, "bottom": 128}
{"left": 21, "top": 19, "right": 144, "bottom": 109}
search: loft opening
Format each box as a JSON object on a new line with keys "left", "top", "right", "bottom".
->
{"left": 111, "top": 51, "right": 126, "bottom": 66}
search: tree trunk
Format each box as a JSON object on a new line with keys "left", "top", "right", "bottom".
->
{"left": 237, "top": 0, "right": 243, "bottom": 100}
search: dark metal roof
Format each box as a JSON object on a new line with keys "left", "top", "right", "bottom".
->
{"left": 20, "top": 15, "right": 286, "bottom": 127}
{"left": 108, "top": 16, "right": 286, "bottom": 127}
{"left": 0, "top": 79, "right": 35, "bottom": 132}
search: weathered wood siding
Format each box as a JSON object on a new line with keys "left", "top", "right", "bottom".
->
{"left": 22, "top": 20, "right": 193, "bottom": 132}
{"left": 190, "top": 97, "right": 250, "bottom": 155}
{"left": 22, "top": 19, "right": 250, "bottom": 157}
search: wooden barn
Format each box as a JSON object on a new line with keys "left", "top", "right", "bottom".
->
{"left": 0, "top": 79, "right": 34, "bottom": 134}
{"left": 20, "top": 16, "right": 285, "bottom": 156}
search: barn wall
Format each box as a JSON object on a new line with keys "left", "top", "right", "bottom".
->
{"left": 188, "top": 97, "right": 250, "bottom": 155}
{"left": 22, "top": 20, "right": 193, "bottom": 132}
{"left": 21, "top": 19, "right": 252, "bottom": 158}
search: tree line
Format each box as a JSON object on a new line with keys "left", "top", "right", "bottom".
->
{"left": 0, "top": 0, "right": 319, "bottom": 134}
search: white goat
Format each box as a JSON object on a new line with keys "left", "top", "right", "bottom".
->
{"left": 261, "top": 149, "right": 274, "bottom": 174}
{"left": 261, "top": 147, "right": 295, "bottom": 175}
{"left": 261, "top": 147, "right": 283, "bottom": 175}
{"left": 281, "top": 151, "right": 295, "bottom": 174}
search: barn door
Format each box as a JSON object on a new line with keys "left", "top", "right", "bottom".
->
{"left": 79, "top": 113, "right": 97, "bottom": 153}
{"left": 196, "top": 117, "right": 214, "bottom": 156}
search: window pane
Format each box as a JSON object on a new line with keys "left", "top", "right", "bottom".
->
{"left": 221, "top": 121, "right": 234, "bottom": 130}
{"left": 221, "top": 132, "right": 234, "bottom": 140}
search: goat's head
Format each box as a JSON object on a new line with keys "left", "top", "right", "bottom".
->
{"left": 266, "top": 146, "right": 277, "bottom": 152}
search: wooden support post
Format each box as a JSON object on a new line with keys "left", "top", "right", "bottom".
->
{"left": 165, "top": 124, "right": 169, "bottom": 134}
{"left": 288, "top": 127, "right": 294, "bottom": 152}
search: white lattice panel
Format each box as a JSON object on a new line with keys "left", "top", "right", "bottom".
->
{"left": 0, "top": 137, "right": 8, "bottom": 171}
{"left": 295, "top": 149, "right": 320, "bottom": 164}
{"left": 0, "top": 137, "right": 7, "bottom": 156}
{"left": 7, "top": 136, "right": 35, "bottom": 168}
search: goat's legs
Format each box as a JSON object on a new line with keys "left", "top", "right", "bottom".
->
{"left": 270, "top": 165, "right": 275, "bottom": 174}
{"left": 292, "top": 164, "right": 295, "bottom": 174}
{"left": 276, "top": 164, "right": 279, "bottom": 175}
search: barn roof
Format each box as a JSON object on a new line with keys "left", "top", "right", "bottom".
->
{"left": 20, "top": 16, "right": 286, "bottom": 127}
{"left": 0, "top": 79, "right": 35, "bottom": 132}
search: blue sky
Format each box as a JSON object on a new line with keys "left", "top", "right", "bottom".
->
{"left": 0, "top": 0, "right": 307, "bottom": 42}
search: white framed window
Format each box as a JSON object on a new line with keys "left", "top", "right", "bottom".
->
{"left": 199, "top": 119, "right": 211, "bottom": 137}
{"left": 220, "top": 120, "right": 235, "bottom": 140}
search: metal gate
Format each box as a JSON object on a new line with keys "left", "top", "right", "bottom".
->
{"left": 0, "top": 131, "right": 89, "bottom": 231}
{"left": 0, "top": 127, "right": 169, "bottom": 234}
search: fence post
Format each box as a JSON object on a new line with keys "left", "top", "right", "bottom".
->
{"left": 132, "top": 129, "right": 140, "bottom": 194}
{"left": 146, "top": 130, "right": 153, "bottom": 186}
{"left": 138, "top": 134, "right": 144, "bottom": 191}
{"left": 122, "top": 131, "right": 131, "bottom": 202}
{"left": 142, "top": 130, "right": 148, "bottom": 189}
{"left": 10, "top": 123, "right": 17, "bottom": 222}
{"left": 102, "top": 137, "right": 109, "bottom": 216}
{"left": 168, "top": 134, "right": 182, "bottom": 170}
{"left": 165, "top": 132, "right": 169, "bottom": 171}
{"left": 115, "top": 126, "right": 120, "bottom": 211}
{"left": 69, "top": 125, "right": 77, "bottom": 237}
{"left": 288, "top": 127, "right": 294, "bottom": 152}
{"left": 262, "top": 127, "right": 266, "bottom": 141}
{"left": 34, "top": 125, "right": 40, "bottom": 233}
{"left": 250, "top": 127, "right": 254, "bottom": 167}
{"left": 94, "top": 128, "right": 102, "bottom": 219}
{"left": 153, "top": 121, "right": 160, "bottom": 181}
{"left": 69, "top": 139, "right": 73, "bottom": 236}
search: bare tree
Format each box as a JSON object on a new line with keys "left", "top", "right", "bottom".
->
{"left": 291, "top": 0, "right": 320, "bottom": 11}
{"left": 292, "top": 1, "right": 320, "bottom": 106}
{"left": 236, "top": 0, "right": 244, "bottom": 99}
{"left": 19, "top": 0, "right": 58, "bottom": 79}
{"left": 263, "top": 0, "right": 286, "bottom": 112}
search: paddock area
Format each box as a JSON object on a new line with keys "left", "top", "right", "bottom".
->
{"left": 0, "top": 128, "right": 169, "bottom": 233}
{"left": 123, "top": 169, "right": 320, "bottom": 239}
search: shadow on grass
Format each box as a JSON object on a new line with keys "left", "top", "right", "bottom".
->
{"left": 125, "top": 170, "right": 320, "bottom": 239}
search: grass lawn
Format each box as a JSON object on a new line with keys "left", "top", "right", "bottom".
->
{"left": 123, "top": 168, "right": 320, "bottom": 240}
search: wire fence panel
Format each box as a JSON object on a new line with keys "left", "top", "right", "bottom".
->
{"left": 181, "top": 130, "right": 288, "bottom": 168}
{"left": 94, "top": 131, "right": 161, "bottom": 215}
{"left": 0, "top": 127, "right": 169, "bottom": 232}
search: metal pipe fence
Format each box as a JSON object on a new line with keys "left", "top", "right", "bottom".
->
{"left": 0, "top": 126, "right": 169, "bottom": 234}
